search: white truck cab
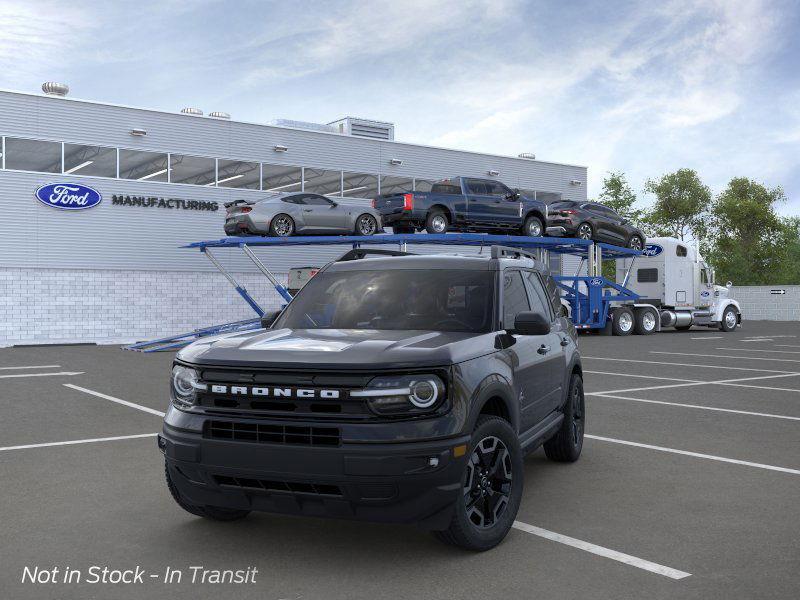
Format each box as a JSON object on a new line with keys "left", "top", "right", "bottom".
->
{"left": 615, "top": 237, "right": 741, "bottom": 332}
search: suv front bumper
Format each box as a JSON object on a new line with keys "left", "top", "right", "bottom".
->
{"left": 160, "top": 419, "right": 470, "bottom": 530}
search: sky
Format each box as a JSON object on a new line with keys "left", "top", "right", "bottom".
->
{"left": 1, "top": 0, "right": 799, "bottom": 213}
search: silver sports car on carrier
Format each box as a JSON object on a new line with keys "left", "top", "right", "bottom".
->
{"left": 224, "top": 192, "right": 383, "bottom": 237}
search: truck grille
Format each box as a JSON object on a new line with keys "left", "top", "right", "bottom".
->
{"left": 205, "top": 420, "right": 340, "bottom": 446}
{"left": 213, "top": 475, "right": 343, "bottom": 497}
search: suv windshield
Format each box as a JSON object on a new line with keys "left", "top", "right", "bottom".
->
{"left": 274, "top": 269, "right": 495, "bottom": 332}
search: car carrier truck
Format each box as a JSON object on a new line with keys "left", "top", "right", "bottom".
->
{"left": 607, "top": 236, "right": 742, "bottom": 335}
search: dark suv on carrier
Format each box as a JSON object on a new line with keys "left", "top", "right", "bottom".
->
{"left": 160, "top": 246, "right": 584, "bottom": 551}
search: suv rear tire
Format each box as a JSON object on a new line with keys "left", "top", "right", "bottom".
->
{"left": 164, "top": 462, "right": 250, "bottom": 522}
{"left": 544, "top": 373, "right": 584, "bottom": 462}
{"left": 425, "top": 209, "right": 449, "bottom": 234}
{"left": 432, "top": 416, "right": 523, "bottom": 551}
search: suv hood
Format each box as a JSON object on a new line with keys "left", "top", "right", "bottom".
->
{"left": 177, "top": 328, "right": 496, "bottom": 370}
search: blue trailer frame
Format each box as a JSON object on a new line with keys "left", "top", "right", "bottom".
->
{"left": 125, "top": 233, "right": 640, "bottom": 352}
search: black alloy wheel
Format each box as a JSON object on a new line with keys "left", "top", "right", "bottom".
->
{"left": 628, "top": 235, "right": 644, "bottom": 251}
{"left": 464, "top": 436, "right": 513, "bottom": 529}
{"left": 543, "top": 373, "right": 585, "bottom": 462}
{"left": 576, "top": 223, "right": 593, "bottom": 240}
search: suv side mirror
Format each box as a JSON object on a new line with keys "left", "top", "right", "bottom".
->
{"left": 511, "top": 311, "right": 551, "bottom": 335}
{"left": 260, "top": 310, "right": 281, "bottom": 329}
{"left": 329, "top": 201, "right": 338, "bottom": 208}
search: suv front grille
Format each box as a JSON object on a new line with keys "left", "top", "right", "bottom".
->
{"left": 205, "top": 420, "right": 340, "bottom": 446}
{"left": 213, "top": 475, "right": 343, "bottom": 497}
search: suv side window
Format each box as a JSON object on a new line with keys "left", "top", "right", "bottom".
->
{"left": 283, "top": 194, "right": 306, "bottom": 205}
{"left": 522, "top": 271, "right": 552, "bottom": 320}
{"left": 502, "top": 270, "right": 531, "bottom": 329}
{"left": 485, "top": 181, "right": 511, "bottom": 197}
{"left": 305, "top": 194, "right": 335, "bottom": 206}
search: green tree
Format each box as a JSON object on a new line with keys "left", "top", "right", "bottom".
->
{"left": 642, "top": 169, "right": 711, "bottom": 241}
{"left": 706, "top": 178, "right": 793, "bottom": 285}
{"left": 598, "top": 171, "right": 643, "bottom": 227}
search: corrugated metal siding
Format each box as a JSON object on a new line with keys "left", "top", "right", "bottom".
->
{"left": 0, "top": 90, "right": 587, "bottom": 273}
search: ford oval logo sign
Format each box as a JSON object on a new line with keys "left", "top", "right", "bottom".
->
{"left": 642, "top": 244, "right": 663, "bottom": 257}
{"left": 35, "top": 183, "right": 102, "bottom": 210}
{"left": 588, "top": 278, "right": 603, "bottom": 286}
{"left": 700, "top": 290, "right": 710, "bottom": 297}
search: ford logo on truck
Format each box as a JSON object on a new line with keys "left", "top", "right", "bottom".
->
{"left": 35, "top": 183, "right": 102, "bottom": 210}
{"left": 641, "top": 244, "right": 663, "bottom": 257}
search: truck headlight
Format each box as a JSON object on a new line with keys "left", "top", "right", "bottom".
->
{"left": 170, "top": 365, "right": 205, "bottom": 409}
{"left": 352, "top": 374, "right": 446, "bottom": 416}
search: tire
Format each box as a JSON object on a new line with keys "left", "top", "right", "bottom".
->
{"left": 521, "top": 215, "right": 544, "bottom": 237}
{"left": 354, "top": 213, "right": 378, "bottom": 236}
{"left": 719, "top": 306, "right": 738, "bottom": 332}
{"left": 611, "top": 307, "right": 634, "bottom": 336}
{"left": 576, "top": 222, "right": 593, "bottom": 240}
{"left": 393, "top": 224, "right": 415, "bottom": 234}
{"left": 627, "top": 235, "right": 644, "bottom": 251}
{"left": 543, "top": 373, "right": 584, "bottom": 462}
{"left": 425, "top": 209, "right": 449, "bottom": 234}
{"left": 432, "top": 416, "right": 523, "bottom": 551}
{"left": 164, "top": 462, "right": 250, "bottom": 521}
{"left": 269, "top": 214, "right": 294, "bottom": 237}
{"left": 633, "top": 307, "right": 657, "bottom": 335}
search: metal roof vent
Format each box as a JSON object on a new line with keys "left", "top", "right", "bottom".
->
{"left": 180, "top": 107, "right": 204, "bottom": 116}
{"left": 42, "top": 82, "right": 69, "bottom": 96}
{"left": 209, "top": 111, "right": 230, "bottom": 119}
{"left": 328, "top": 117, "right": 395, "bottom": 141}
{"left": 518, "top": 152, "right": 536, "bottom": 160}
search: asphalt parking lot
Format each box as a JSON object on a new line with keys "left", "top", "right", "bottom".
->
{"left": 2, "top": 321, "right": 799, "bottom": 600}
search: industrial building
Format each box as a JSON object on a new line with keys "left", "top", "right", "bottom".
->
{"left": 0, "top": 85, "right": 588, "bottom": 346}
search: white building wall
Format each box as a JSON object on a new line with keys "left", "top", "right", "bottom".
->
{"left": 729, "top": 286, "right": 800, "bottom": 322}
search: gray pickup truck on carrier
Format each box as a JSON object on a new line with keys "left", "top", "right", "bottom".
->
{"left": 373, "top": 177, "right": 549, "bottom": 237}
{"left": 160, "top": 245, "right": 584, "bottom": 551}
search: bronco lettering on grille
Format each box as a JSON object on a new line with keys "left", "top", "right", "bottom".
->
{"left": 209, "top": 385, "right": 340, "bottom": 399}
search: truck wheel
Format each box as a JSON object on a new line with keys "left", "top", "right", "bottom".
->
{"left": 719, "top": 306, "right": 738, "bottom": 332}
{"left": 164, "top": 462, "right": 250, "bottom": 522}
{"left": 269, "top": 214, "right": 294, "bottom": 237}
{"left": 611, "top": 307, "right": 634, "bottom": 336}
{"left": 543, "top": 373, "right": 584, "bottom": 462}
{"left": 633, "top": 308, "right": 657, "bottom": 335}
{"left": 425, "top": 210, "right": 449, "bottom": 234}
{"left": 522, "top": 215, "right": 544, "bottom": 237}
{"left": 432, "top": 416, "right": 523, "bottom": 551}
{"left": 354, "top": 213, "right": 378, "bottom": 236}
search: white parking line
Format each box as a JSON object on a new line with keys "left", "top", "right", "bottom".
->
{"left": 512, "top": 521, "right": 691, "bottom": 579}
{"left": 690, "top": 336, "right": 723, "bottom": 340}
{"left": 64, "top": 384, "right": 165, "bottom": 417}
{"left": 650, "top": 351, "right": 800, "bottom": 364}
{"left": 586, "top": 435, "right": 800, "bottom": 475}
{"left": 0, "top": 365, "right": 61, "bottom": 370}
{"left": 740, "top": 339, "right": 773, "bottom": 343}
{"left": 592, "top": 372, "right": 800, "bottom": 395}
{"left": 0, "top": 433, "right": 157, "bottom": 453}
{"left": 0, "top": 371, "right": 84, "bottom": 379}
{"left": 777, "top": 345, "right": 800, "bottom": 349}
{"left": 584, "top": 370, "right": 700, "bottom": 383}
{"left": 583, "top": 356, "right": 796, "bottom": 374}
{"left": 587, "top": 393, "right": 800, "bottom": 421}
{"left": 716, "top": 348, "right": 800, "bottom": 354}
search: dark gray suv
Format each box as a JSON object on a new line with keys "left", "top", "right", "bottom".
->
{"left": 160, "top": 246, "right": 584, "bottom": 551}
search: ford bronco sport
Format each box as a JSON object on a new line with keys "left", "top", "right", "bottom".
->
{"left": 160, "top": 245, "right": 584, "bottom": 551}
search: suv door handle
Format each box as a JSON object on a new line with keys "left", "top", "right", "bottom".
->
{"left": 537, "top": 344, "right": 551, "bottom": 355}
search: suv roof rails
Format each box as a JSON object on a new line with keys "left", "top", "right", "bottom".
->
{"left": 336, "top": 248, "right": 416, "bottom": 262}
{"left": 490, "top": 245, "right": 537, "bottom": 262}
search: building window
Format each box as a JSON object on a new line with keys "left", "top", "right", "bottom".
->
{"left": 170, "top": 154, "right": 216, "bottom": 186}
{"left": 304, "top": 168, "right": 342, "bottom": 196}
{"left": 4, "top": 138, "right": 61, "bottom": 173}
{"left": 119, "top": 149, "right": 169, "bottom": 182}
{"left": 262, "top": 163, "right": 302, "bottom": 193}
{"left": 341, "top": 172, "right": 378, "bottom": 199}
{"left": 217, "top": 159, "right": 260, "bottom": 189}
{"left": 414, "top": 178, "right": 436, "bottom": 192}
{"left": 379, "top": 175, "right": 413, "bottom": 195}
{"left": 63, "top": 144, "right": 117, "bottom": 177}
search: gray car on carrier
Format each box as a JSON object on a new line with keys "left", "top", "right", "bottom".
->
{"left": 225, "top": 192, "right": 383, "bottom": 237}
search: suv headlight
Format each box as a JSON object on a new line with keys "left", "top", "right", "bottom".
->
{"left": 170, "top": 365, "right": 205, "bottom": 409}
{"left": 352, "top": 374, "right": 446, "bottom": 416}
